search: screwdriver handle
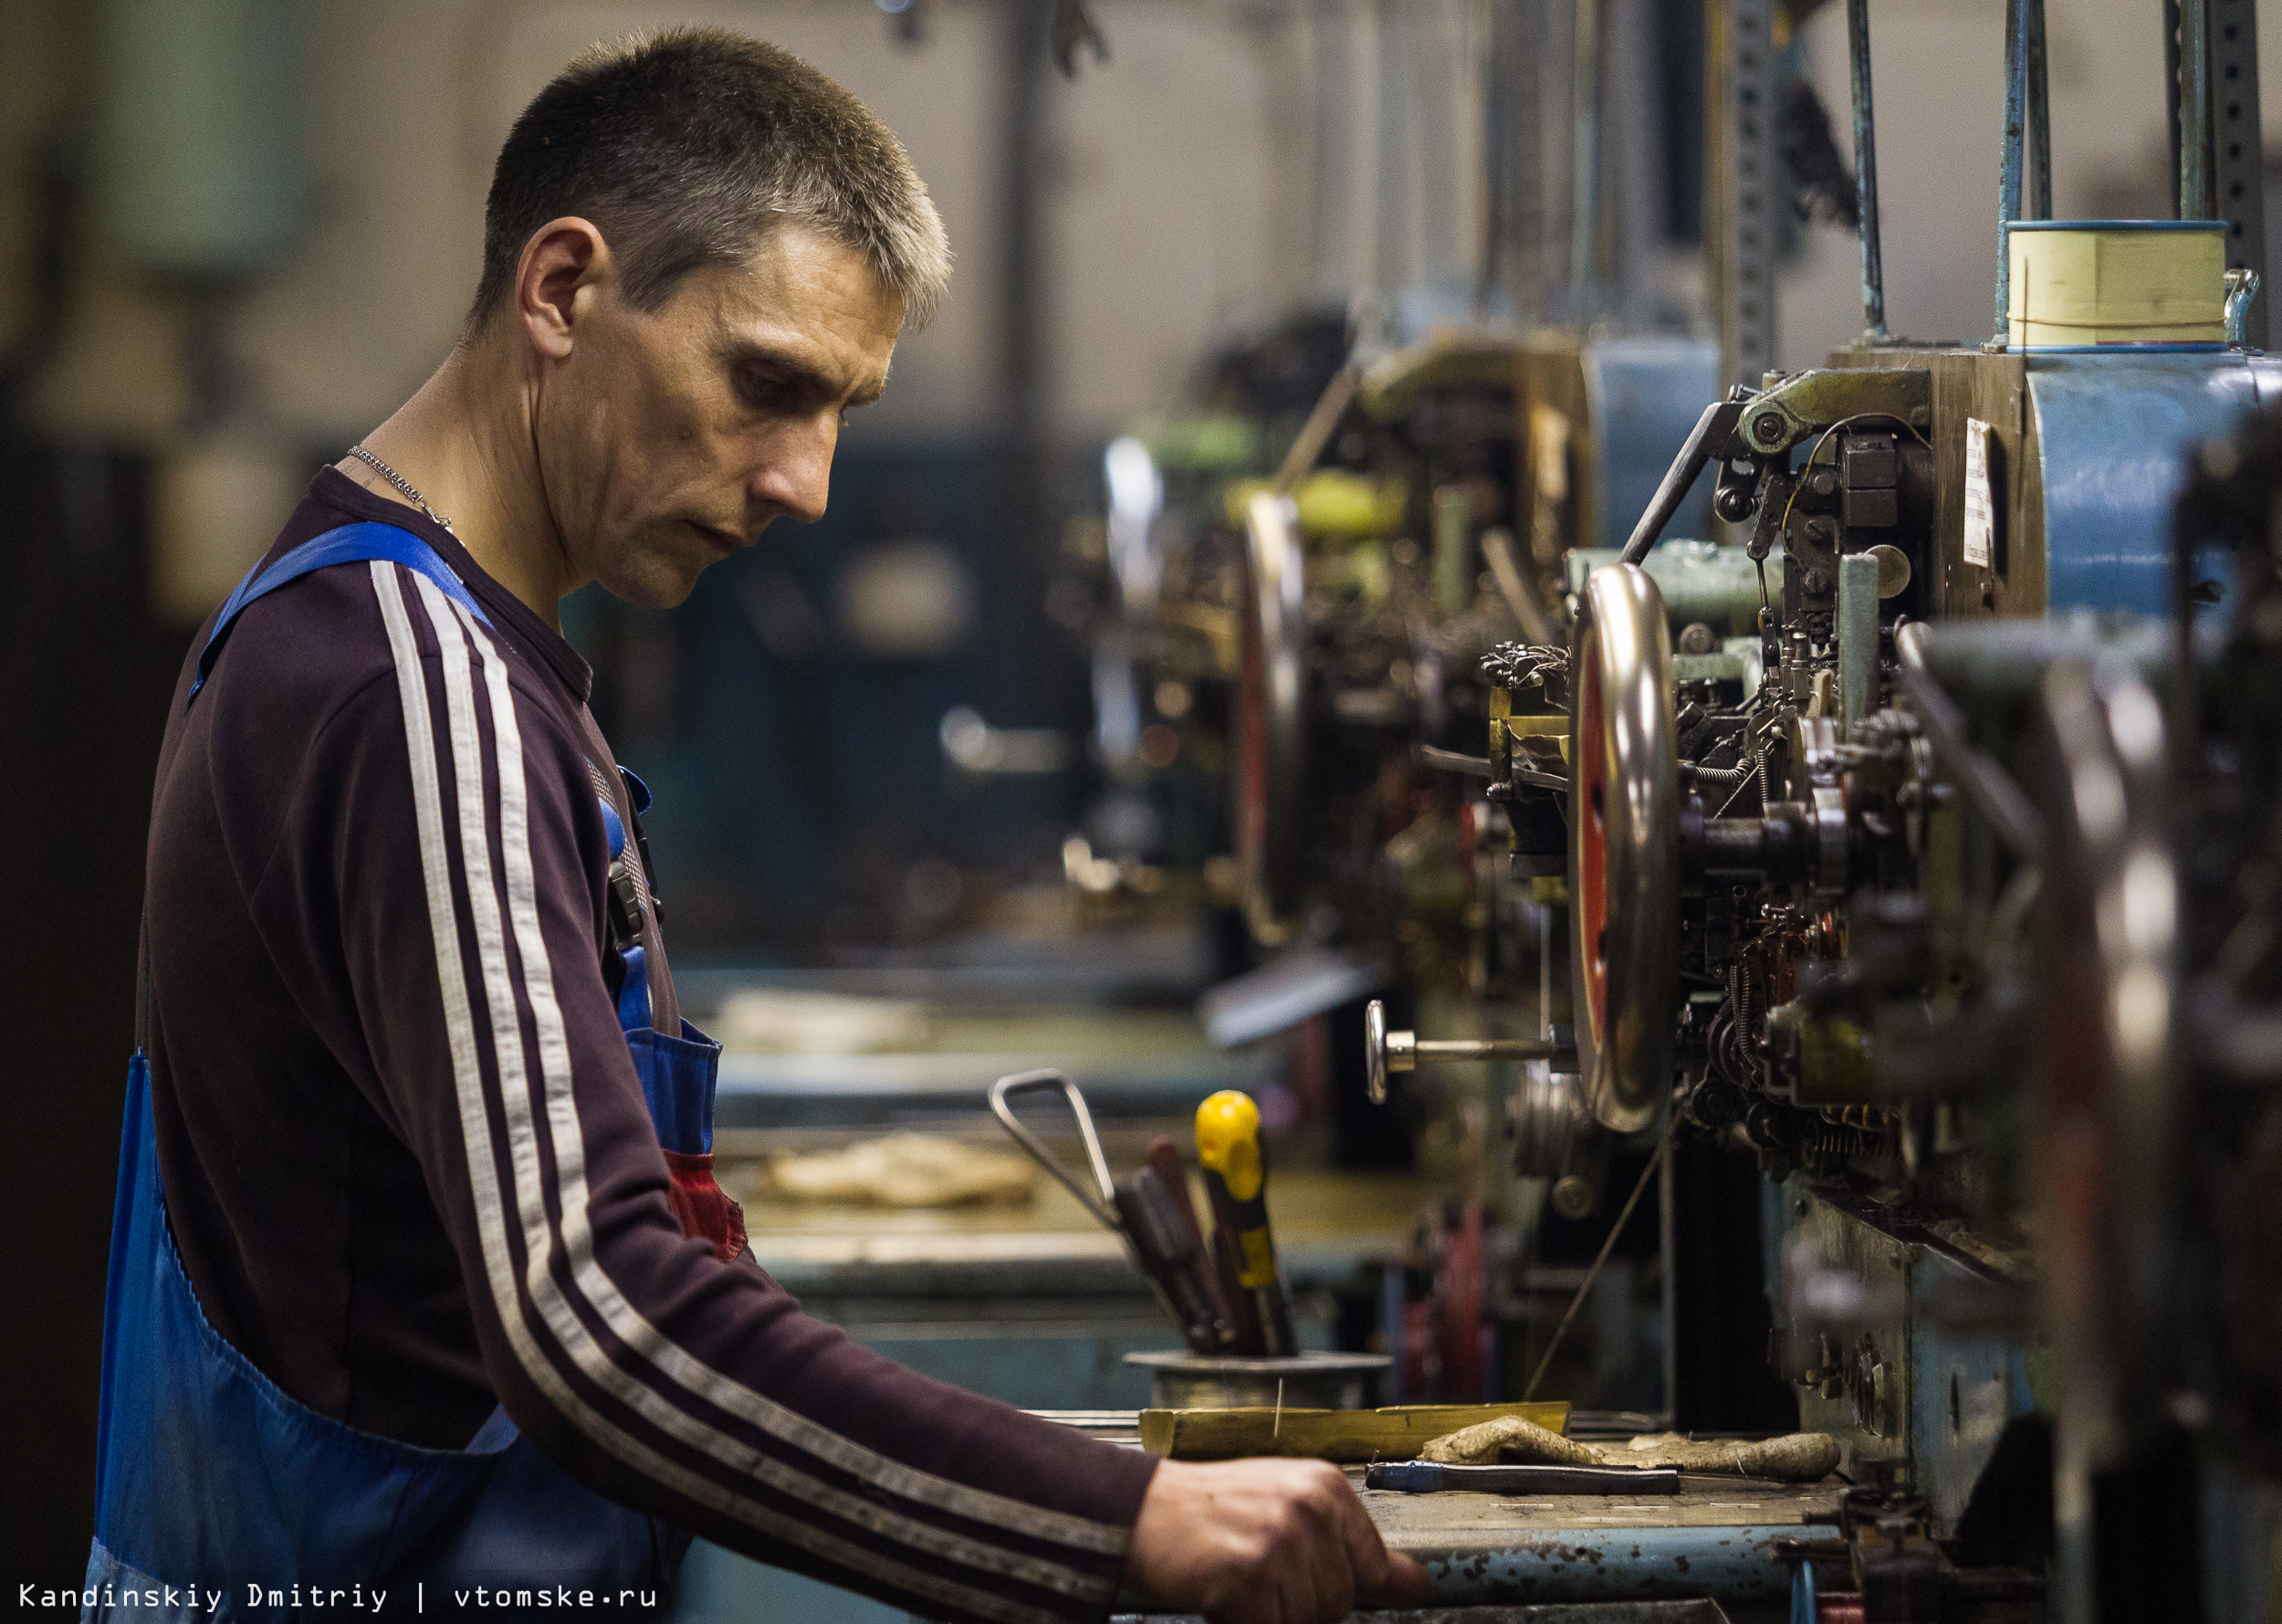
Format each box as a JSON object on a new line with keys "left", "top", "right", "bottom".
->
{"left": 1196, "top": 1091, "right": 1299, "bottom": 1357}
{"left": 1114, "top": 1167, "right": 1230, "bottom": 1354}
{"left": 1146, "top": 1137, "right": 1208, "bottom": 1251}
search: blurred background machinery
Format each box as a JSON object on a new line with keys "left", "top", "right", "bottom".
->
{"left": 8, "top": 2, "right": 2282, "bottom": 1622}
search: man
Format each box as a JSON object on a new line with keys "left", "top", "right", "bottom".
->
{"left": 89, "top": 26, "right": 1424, "bottom": 1624}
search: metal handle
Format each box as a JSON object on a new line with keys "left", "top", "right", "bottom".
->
{"left": 1364, "top": 1000, "right": 1575, "bottom": 1105}
{"left": 989, "top": 1070, "right": 1119, "bottom": 1228}
{"left": 2227, "top": 267, "right": 2262, "bottom": 349}
{"left": 1618, "top": 396, "right": 1746, "bottom": 564}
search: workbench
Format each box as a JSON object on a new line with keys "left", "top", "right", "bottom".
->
{"left": 1097, "top": 1461, "right": 1835, "bottom": 1619}
{"left": 671, "top": 977, "right": 1791, "bottom": 1624}
{"left": 679, "top": 1158, "right": 1435, "bottom": 1624}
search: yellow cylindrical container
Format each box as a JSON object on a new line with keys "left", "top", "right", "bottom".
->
{"left": 2006, "top": 220, "right": 2229, "bottom": 349}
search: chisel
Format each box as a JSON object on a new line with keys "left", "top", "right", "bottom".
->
{"left": 1195, "top": 1090, "right": 1298, "bottom": 1357}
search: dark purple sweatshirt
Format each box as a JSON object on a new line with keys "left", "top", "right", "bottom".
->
{"left": 141, "top": 468, "right": 1156, "bottom": 1621}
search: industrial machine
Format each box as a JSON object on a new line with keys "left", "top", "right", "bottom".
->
{"left": 994, "top": 0, "right": 2282, "bottom": 1614}
{"left": 1339, "top": 0, "right": 2282, "bottom": 1617}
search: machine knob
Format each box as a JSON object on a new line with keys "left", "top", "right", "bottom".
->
{"left": 1363, "top": 1000, "right": 1578, "bottom": 1105}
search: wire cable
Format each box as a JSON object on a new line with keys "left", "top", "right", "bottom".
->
{"left": 1522, "top": 1131, "right": 1671, "bottom": 1401}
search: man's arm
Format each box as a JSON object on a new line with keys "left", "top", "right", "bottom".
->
{"left": 292, "top": 561, "right": 1424, "bottom": 1623}
{"left": 303, "top": 562, "right": 1153, "bottom": 1622}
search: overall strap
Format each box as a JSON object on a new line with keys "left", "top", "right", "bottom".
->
{"left": 189, "top": 520, "right": 492, "bottom": 701}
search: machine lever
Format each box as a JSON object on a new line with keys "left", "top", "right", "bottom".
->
{"left": 1618, "top": 393, "right": 1750, "bottom": 564}
{"left": 1364, "top": 999, "right": 1578, "bottom": 1105}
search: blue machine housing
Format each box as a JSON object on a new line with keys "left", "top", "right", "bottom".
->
{"left": 1584, "top": 338, "right": 1723, "bottom": 553}
{"left": 2030, "top": 351, "right": 2282, "bottom": 613}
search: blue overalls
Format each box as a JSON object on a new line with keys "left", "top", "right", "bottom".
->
{"left": 85, "top": 524, "right": 729, "bottom": 1619}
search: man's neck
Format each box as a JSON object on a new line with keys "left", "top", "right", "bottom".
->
{"left": 335, "top": 336, "right": 579, "bottom": 630}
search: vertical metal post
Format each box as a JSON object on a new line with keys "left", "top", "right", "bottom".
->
{"left": 2165, "top": 0, "right": 2185, "bottom": 215}
{"left": 2181, "top": 0, "right": 2212, "bottom": 218}
{"left": 1837, "top": 552, "right": 1880, "bottom": 727}
{"left": 1410, "top": 0, "right": 1464, "bottom": 295}
{"left": 1994, "top": 0, "right": 2028, "bottom": 345}
{"left": 1846, "top": 0, "right": 1889, "bottom": 342}
{"left": 2209, "top": 0, "right": 2267, "bottom": 346}
{"left": 1658, "top": 1128, "right": 1678, "bottom": 1427}
{"left": 2026, "top": 0, "right": 2052, "bottom": 219}
{"left": 998, "top": 0, "right": 1052, "bottom": 694}
{"left": 1375, "top": 0, "right": 1410, "bottom": 317}
{"left": 1478, "top": 0, "right": 1520, "bottom": 313}
{"left": 1569, "top": 0, "right": 1607, "bottom": 327}
{"left": 1708, "top": 0, "right": 1777, "bottom": 387}
{"left": 1310, "top": 0, "right": 1357, "bottom": 305}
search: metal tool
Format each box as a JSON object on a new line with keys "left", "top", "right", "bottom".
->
{"left": 1363, "top": 1000, "right": 1578, "bottom": 1105}
{"left": 1364, "top": 1461, "right": 1681, "bottom": 1496}
{"left": 989, "top": 1071, "right": 1229, "bottom": 1354}
{"left": 1194, "top": 1090, "right": 1298, "bottom": 1357}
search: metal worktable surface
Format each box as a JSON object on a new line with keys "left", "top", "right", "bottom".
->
{"left": 1118, "top": 1467, "right": 1839, "bottom": 1616}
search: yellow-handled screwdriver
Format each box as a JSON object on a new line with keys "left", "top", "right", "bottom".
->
{"left": 1195, "top": 1090, "right": 1298, "bottom": 1357}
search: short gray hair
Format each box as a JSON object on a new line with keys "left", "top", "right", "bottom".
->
{"left": 470, "top": 27, "right": 951, "bottom": 331}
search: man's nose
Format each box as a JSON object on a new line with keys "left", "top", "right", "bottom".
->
{"left": 750, "top": 414, "right": 837, "bottom": 526}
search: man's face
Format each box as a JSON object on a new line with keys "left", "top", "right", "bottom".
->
{"left": 537, "top": 224, "right": 904, "bottom": 608}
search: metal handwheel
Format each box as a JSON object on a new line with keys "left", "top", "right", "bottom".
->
{"left": 2036, "top": 657, "right": 2182, "bottom": 1466}
{"left": 1569, "top": 562, "right": 1680, "bottom": 1133}
{"left": 1236, "top": 490, "right": 1309, "bottom": 940}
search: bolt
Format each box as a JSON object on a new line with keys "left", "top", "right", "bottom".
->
{"left": 1808, "top": 467, "right": 1839, "bottom": 498}
{"left": 1550, "top": 1175, "right": 1597, "bottom": 1221}
{"left": 1752, "top": 411, "right": 1788, "bottom": 445}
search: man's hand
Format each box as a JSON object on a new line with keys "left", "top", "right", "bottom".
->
{"left": 1122, "top": 1457, "right": 1430, "bottom": 1622}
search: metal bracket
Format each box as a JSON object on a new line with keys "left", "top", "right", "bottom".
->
{"left": 1739, "top": 370, "right": 1932, "bottom": 456}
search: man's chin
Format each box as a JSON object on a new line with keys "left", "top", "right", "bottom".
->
{"left": 601, "top": 560, "right": 704, "bottom": 612}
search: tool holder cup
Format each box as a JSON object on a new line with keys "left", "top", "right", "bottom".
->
{"left": 1123, "top": 1349, "right": 1392, "bottom": 1412}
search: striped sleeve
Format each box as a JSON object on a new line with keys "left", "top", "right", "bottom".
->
{"left": 327, "top": 561, "right": 1157, "bottom": 1620}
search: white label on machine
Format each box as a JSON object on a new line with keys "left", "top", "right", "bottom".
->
{"left": 1963, "top": 418, "right": 1994, "bottom": 569}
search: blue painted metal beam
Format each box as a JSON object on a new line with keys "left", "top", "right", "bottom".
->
{"left": 1847, "top": 0, "right": 1889, "bottom": 342}
{"left": 1414, "top": 1524, "right": 1801, "bottom": 1605}
{"left": 1995, "top": 0, "right": 2030, "bottom": 344}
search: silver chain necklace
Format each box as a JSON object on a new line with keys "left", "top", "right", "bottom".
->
{"left": 346, "top": 444, "right": 455, "bottom": 534}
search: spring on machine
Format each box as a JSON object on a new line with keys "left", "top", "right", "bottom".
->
{"left": 1691, "top": 748, "right": 1766, "bottom": 817}
{"left": 1719, "top": 957, "right": 1762, "bottom": 1086}
{"left": 1820, "top": 1104, "right": 1893, "bottom": 1130}
{"left": 1799, "top": 1119, "right": 1879, "bottom": 1170}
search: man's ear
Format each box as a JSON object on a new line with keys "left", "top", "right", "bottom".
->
{"left": 516, "top": 218, "right": 612, "bottom": 361}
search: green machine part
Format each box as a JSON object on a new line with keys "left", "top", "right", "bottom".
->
{"left": 1569, "top": 541, "right": 1784, "bottom": 638}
